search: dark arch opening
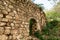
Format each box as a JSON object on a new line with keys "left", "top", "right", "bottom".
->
{"left": 29, "top": 18, "right": 37, "bottom": 36}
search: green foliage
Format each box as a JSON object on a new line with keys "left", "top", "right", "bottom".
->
{"left": 34, "top": 31, "right": 44, "bottom": 40}
{"left": 49, "top": 20, "right": 58, "bottom": 26}
{"left": 47, "top": 20, "right": 58, "bottom": 29}
{"left": 46, "top": 11, "right": 60, "bottom": 22}
{"left": 34, "top": 20, "right": 59, "bottom": 40}
{"left": 44, "top": 3, "right": 60, "bottom": 39}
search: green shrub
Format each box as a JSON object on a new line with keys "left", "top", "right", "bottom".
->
{"left": 33, "top": 20, "right": 59, "bottom": 40}
{"left": 34, "top": 31, "right": 44, "bottom": 40}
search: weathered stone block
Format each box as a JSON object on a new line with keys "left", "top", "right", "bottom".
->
{"left": 2, "top": 18, "right": 9, "bottom": 22}
{"left": 8, "top": 5, "right": 13, "bottom": 8}
{"left": 6, "top": 15, "right": 12, "bottom": 19}
{"left": 0, "top": 5, "right": 5, "bottom": 9}
{"left": 17, "top": 34, "right": 24, "bottom": 40}
{"left": 11, "top": 29, "right": 18, "bottom": 35}
{"left": 0, "top": 27, "right": 4, "bottom": 34}
{"left": 8, "top": 35, "right": 13, "bottom": 40}
{"left": 15, "top": 14, "right": 20, "bottom": 20}
{"left": 13, "top": 10, "right": 17, "bottom": 14}
{"left": 9, "top": 12, "right": 15, "bottom": 17}
{"left": 6, "top": 23, "right": 11, "bottom": 26}
{"left": 15, "top": 23, "right": 20, "bottom": 27}
{"left": 0, "top": 14, "right": 3, "bottom": 18}
{"left": 0, "top": 18, "right": 2, "bottom": 21}
{"left": 4, "top": 27, "right": 11, "bottom": 34}
{"left": 8, "top": 19, "right": 13, "bottom": 22}
{"left": 6, "top": 7, "right": 11, "bottom": 12}
{"left": 0, "top": 35, "right": 8, "bottom": 40}
{"left": 0, "top": 22, "right": 6, "bottom": 26}
{"left": 2, "top": 10, "right": 8, "bottom": 14}
{"left": 10, "top": 23, "right": 15, "bottom": 27}
{"left": 12, "top": 35, "right": 17, "bottom": 40}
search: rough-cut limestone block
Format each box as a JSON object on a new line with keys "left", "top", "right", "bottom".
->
{"left": 0, "top": 1, "right": 2, "bottom": 4}
{"left": 11, "top": 29, "right": 17, "bottom": 35}
{"left": 23, "top": 32, "right": 28, "bottom": 36}
{"left": 6, "top": 7, "right": 11, "bottom": 12}
{"left": 0, "top": 18, "right": 2, "bottom": 21}
{"left": 17, "top": 8, "right": 20, "bottom": 12}
{"left": 13, "top": 35, "right": 18, "bottom": 40}
{"left": 25, "top": 37, "right": 30, "bottom": 40}
{"left": 22, "top": 22, "right": 25, "bottom": 24}
{"left": 3, "top": 1, "right": 7, "bottom": 6}
{"left": 6, "top": 23, "right": 11, "bottom": 26}
{"left": 0, "top": 22, "right": 6, "bottom": 26}
{"left": 9, "top": 0, "right": 16, "bottom": 3}
{"left": 2, "top": 18, "right": 9, "bottom": 22}
{"left": 26, "top": 36, "right": 33, "bottom": 40}
{"left": 8, "top": 5, "right": 14, "bottom": 8}
{"left": 0, "top": 27, "right": 4, "bottom": 35}
{"left": 4, "top": 27, "right": 11, "bottom": 34}
{"left": 10, "top": 23, "right": 15, "bottom": 27}
{"left": 14, "top": 25, "right": 20, "bottom": 29}
{"left": 0, "top": 35, "right": 8, "bottom": 40}
{"left": 11, "top": 26, "right": 15, "bottom": 29}
{"left": 0, "top": 14, "right": 3, "bottom": 18}
{"left": 15, "top": 23, "right": 20, "bottom": 27}
{"left": 20, "top": 25, "right": 24, "bottom": 28}
{"left": 6, "top": 15, "right": 12, "bottom": 19}
{"left": 8, "top": 19, "right": 13, "bottom": 22}
{"left": 13, "top": 20, "right": 21, "bottom": 24}
{"left": 13, "top": 10, "right": 17, "bottom": 14}
{"left": 17, "top": 34, "right": 24, "bottom": 40}
{"left": 18, "top": 28, "right": 23, "bottom": 34}
{"left": 2, "top": 10, "right": 8, "bottom": 14}
{"left": 9, "top": 12, "right": 15, "bottom": 17}
{"left": 0, "top": 5, "right": 5, "bottom": 9}
{"left": 8, "top": 35, "right": 13, "bottom": 40}
{"left": 15, "top": 14, "right": 20, "bottom": 20}
{"left": 11, "top": 29, "right": 19, "bottom": 40}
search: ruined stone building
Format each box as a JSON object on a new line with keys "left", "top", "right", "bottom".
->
{"left": 0, "top": 0, "right": 46, "bottom": 40}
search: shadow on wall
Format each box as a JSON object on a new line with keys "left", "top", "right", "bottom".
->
{"left": 29, "top": 18, "right": 37, "bottom": 36}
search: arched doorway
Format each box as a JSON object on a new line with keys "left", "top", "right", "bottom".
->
{"left": 29, "top": 18, "right": 37, "bottom": 36}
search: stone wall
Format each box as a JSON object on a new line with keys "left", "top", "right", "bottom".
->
{"left": 0, "top": 0, "right": 46, "bottom": 40}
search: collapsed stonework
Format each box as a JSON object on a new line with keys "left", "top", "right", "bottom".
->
{"left": 0, "top": 0, "right": 46, "bottom": 40}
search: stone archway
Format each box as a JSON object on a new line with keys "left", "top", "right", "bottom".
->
{"left": 29, "top": 18, "right": 37, "bottom": 36}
